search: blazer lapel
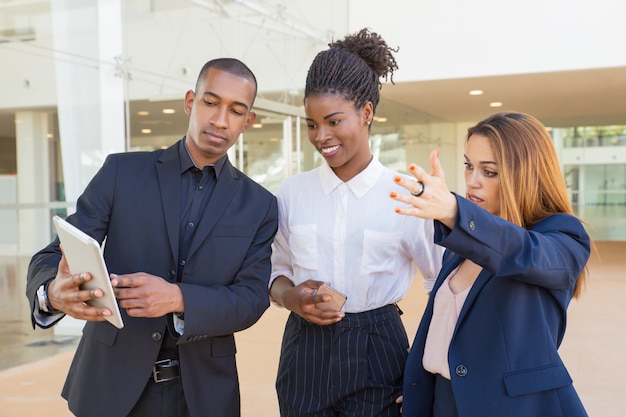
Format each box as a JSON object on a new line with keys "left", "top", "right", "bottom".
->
{"left": 432, "top": 251, "right": 495, "bottom": 335}
{"left": 186, "top": 157, "right": 242, "bottom": 260}
{"left": 454, "top": 265, "right": 493, "bottom": 330}
{"left": 431, "top": 251, "right": 463, "bottom": 295}
{"left": 156, "top": 142, "right": 182, "bottom": 263}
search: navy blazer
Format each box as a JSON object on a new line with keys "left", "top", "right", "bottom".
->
{"left": 27, "top": 139, "right": 278, "bottom": 417}
{"left": 403, "top": 195, "right": 590, "bottom": 417}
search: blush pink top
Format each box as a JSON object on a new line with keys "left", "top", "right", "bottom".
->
{"left": 422, "top": 267, "right": 471, "bottom": 380}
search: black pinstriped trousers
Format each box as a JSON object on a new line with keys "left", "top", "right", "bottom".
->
{"left": 276, "top": 305, "right": 408, "bottom": 417}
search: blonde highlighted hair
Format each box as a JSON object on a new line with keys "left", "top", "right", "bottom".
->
{"left": 467, "top": 111, "right": 587, "bottom": 297}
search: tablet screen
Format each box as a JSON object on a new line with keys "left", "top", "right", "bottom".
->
{"left": 53, "top": 215, "right": 124, "bottom": 329}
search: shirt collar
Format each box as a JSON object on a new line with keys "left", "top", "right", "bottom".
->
{"left": 319, "top": 157, "right": 384, "bottom": 199}
{"left": 179, "top": 137, "right": 226, "bottom": 178}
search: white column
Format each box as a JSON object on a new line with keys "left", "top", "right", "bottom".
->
{"left": 16, "top": 112, "right": 51, "bottom": 257}
{"left": 50, "top": 0, "right": 126, "bottom": 336}
{"left": 51, "top": 0, "right": 126, "bottom": 206}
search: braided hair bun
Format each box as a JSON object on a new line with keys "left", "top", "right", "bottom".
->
{"left": 305, "top": 28, "right": 399, "bottom": 111}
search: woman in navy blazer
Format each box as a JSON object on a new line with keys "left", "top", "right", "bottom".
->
{"left": 391, "top": 112, "right": 590, "bottom": 417}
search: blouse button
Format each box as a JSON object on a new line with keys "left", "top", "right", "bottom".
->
{"left": 468, "top": 220, "right": 476, "bottom": 231}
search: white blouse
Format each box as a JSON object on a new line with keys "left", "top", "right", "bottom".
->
{"left": 270, "top": 159, "right": 444, "bottom": 313}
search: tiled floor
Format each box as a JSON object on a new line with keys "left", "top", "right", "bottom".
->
{"left": 0, "top": 256, "right": 79, "bottom": 372}
{"left": 1, "top": 241, "right": 625, "bottom": 416}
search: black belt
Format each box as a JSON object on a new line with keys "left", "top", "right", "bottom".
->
{"left": 152, "top": 359, "right": 180, "bottom": 383}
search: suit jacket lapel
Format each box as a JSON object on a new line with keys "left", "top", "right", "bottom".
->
{"left": 431, "top": 251, "right": 463, "bottom": 296}
{"left": 454, "top": 264, "right": 493, "bottom": 330}
{"left": 432, "top": 251, "right": 494, "bottom": 336}
{"left": 186, "top": 157, "right": 242, "bottom": 260}
{"left": 156, "top": 142, "right": 182, "bottom": 263}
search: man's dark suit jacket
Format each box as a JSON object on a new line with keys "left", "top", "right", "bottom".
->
{"left": 26, "top": 139, "right": 278, "bottom": 417}
{"left": 402, "top": 195, "right": 590, "bottom": 417}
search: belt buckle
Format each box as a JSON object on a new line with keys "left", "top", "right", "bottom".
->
{"left": 153, "top": 359, "right": 180, "bottom": 383}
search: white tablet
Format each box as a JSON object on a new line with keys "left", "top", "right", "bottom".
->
{"left": 53, "top": 215, "right": 124, "bottom": 329}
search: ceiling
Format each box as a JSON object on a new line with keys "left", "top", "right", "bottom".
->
{"left": 381, "top": 66, "right": 626, "bottom": 128}
{"left": 118, "top": 65, "right": 626, "bottom": 144}
{"left": 2, "top": 66, "right": 626, "bottom": 144}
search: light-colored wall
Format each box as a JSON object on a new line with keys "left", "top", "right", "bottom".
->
{"left": 348, "top": 0, "right": 626, "bottom": 81}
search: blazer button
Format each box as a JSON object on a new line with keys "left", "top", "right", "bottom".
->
{"left": 152, "top": 332, "right": 162, "bottom": 341}
{"left": 468, "top": 220, "right": 476, "bottom": 231}
{"left": 455, "top": 365, "right": 468, "bottom": 377}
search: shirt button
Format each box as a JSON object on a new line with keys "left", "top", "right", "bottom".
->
{"left": 152, "top": 332, "right": 162, "bottom": 341}
{"left": 469, "top": 220, "right": 476, "bottom": 231}
{"left": 188, "top": 222, "right": 195, "bottom": 228}
{"left": 168, "top": 270, "right": 176, "bottom": 279}
{"left": 455, "top": 365, "right": 468, "bottom": 377}
{"left": 198, "top": 185, "right": 204, "bottom": 190}
{"left": 180, "top": 260, "right": 186, "bottom": 266}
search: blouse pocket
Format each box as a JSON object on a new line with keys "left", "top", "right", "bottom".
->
{"left": 360, "top": 230, "right": 403, "bottom": 275}
{"left": 289, "top": 224, "right": 318, "bottom": 271}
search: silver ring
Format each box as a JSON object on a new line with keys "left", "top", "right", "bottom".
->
{"left": 411, "top": 181, "right": 425, "bottom": 197}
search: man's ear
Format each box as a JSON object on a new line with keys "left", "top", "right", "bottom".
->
{"left": 242, "top": 111, "right": 257, "bottom": 132}
{"left": 184, "top": 90, "right": 195, "bottom": 115}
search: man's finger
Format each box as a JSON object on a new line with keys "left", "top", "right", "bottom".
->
{"left": 72, "top": 303, "right": 111, "bottom": 320}
{"left": 59, "top": 247, "right": 68, "bottom": 269}
{"left": 72, "top": 272, "right": 92, "bottom": 286}
{"left": 111, "top": 274, "right": 138, "bottom": 288}
{"left": 71, "top": 287, "right": 103, "bottom": 303}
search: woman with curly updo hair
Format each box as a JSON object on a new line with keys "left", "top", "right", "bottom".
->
{"left": 269, "top": 28, "right": 444, "bottom": 416}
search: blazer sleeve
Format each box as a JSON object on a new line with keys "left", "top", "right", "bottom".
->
{"left": 434, "top": 194, "right": 590, "bottom": 292}
{"left": 26, "top": 154, "right": 117, "bottom": 328}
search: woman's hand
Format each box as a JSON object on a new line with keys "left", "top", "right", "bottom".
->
{"left": 270, "top": 277, "right": 345, "bottom": 325}
{"left": 391, "top": 149, "right": 458, "bottom": 229}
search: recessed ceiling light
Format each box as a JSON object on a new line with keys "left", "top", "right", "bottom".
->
{"left": 162, "top": 108, "right": 176, "bottom": 114}
{"left": 489, "top": 102, "right": 503, "bottom": 107}
{"left": 252, "top": 123, "right": 263, "bottom": 128}
{"left": 141, "top": 128, "right": 152, "bottom": 134}
{"left": 469, "top": 90, "right": 484, "bottom": 96}
{"left": 137, "top": 110, "right": 150, "bottom": 116}
{"left": 374, "top": 116, "right": 388, "bottom": 122}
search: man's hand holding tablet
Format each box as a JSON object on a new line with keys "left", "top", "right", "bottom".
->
{"left": 51, "top": 215, "right": 124, "bottom": 329}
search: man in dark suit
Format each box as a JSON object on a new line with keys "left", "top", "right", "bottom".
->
{"left": 26, "top": 58, "right": 278, "bottom": 417}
